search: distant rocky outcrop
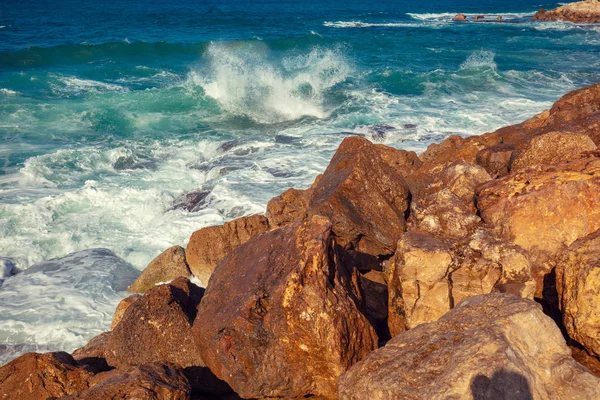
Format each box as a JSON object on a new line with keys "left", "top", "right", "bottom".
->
{"left": 4, "top": 81, "right": 600, "bottom": 399}
{"left": 533, "top": 1, "right": 600, "bottom": 23}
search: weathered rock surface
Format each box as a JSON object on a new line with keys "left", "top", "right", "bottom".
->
{"left": 111, "top": 294, "right": 141, "bottom": 329}
{"left": 373, "top": 144, "right": 422, "bottom": 178}
{"left": 533, "top": 1, "right": 600, "bottom": 23}
{"left": 387, "top": 230, "right": 535, "bottom": 335}
{"left": 339, "top": 293, "right": 600, "bottom": 400}
{"left": 0, "top": 352, "right": 94, "bottom": 399}
{"left": 72, "top": 331, "right": 112, "bottom": 372}
{"left": 477, "top": 156, "right": 600, "bottom": 297}
{"left": 128, "top": 246, "right": 191, "bottom": 294}
{"left": 556, "top": 229, "right": 600, "bottom": 358}
{"left": 194, "top": 216, "right": 377, "bottom": 399}
{"left": 476, "top": 143, "right": 516, "bottom": 178}
{"left": 266, "top": 187, "right": 313, "bottom": 228}
{"left": 64, "top": 362, "right": 191, "bottom": 400}
{"left": 186, "top": 214, "right": 269, "bottom": 285}
{"left": 307, "top": 136, "right": 410, "bottom": 256}
{"left": 105, "top": 277, "right": 204, "bottom": 370}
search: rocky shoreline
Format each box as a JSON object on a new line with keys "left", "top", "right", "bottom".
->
{"left": 2, "top": 81, "right": 600, "bottom": 399}
{"left": 533, "top": 0, "right": 600, "bottom": 23}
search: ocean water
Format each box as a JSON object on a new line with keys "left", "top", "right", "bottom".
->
{"left": 1, "top": 0, "right": 599, "bottom": 364}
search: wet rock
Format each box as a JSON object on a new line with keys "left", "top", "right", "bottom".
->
{"left": 111, "top": 294, "right": 141, "bottom": 329}
{"left": 113, "top": 155, "right": 156, "bottom": 171}
{"left": 387, "top": 230, "right": 535, "bottom": 335}
{"left": 477, "top": 156, "right": 600, "bottom": 297}
{"left": 454, "top": 13, "right": 467, "bottom": 21}
{"left": 533, "top": 1, "right": 600, "bottom": 23}
{"left": 509, "top": 131, "right": 596, "bottom": 172}
{"left": 185, "top": 214, "right": 269, "bottom": 286}
{"left": 105, "top": 277, "right": 205, "bottom": 370}
{"left": 170, "top": 190, "right": 211, "bottom": 213}
{"left": 339, "top": 293, "right": 600, "bottom": 400}
{"left": 0, "top": 257, "right": 16, "bottom": 286}
{"left": 193, "top": 216, "right": 378, "bottom": 399}
{"left": 0, "top": 352, "right": 94, "bottom": 399}
{"left": 367, "top": 124, "right": 396, "bottom": 141}
{"left": 72, "top": 332, "right": 112, "bottom": 372}
{"left": 64, "top": 362, "right": 191, "bottom": 400}
{"left": 307, "top": 136, "right": 410, "bottom": 256}
{"left": 128, "top": 246, "right": 191, "bottom": 294}
{"left": 556, "top": 229, "right": 600, "bottom": 358}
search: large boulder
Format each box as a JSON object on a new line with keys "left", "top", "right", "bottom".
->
{"left": 72, "top": 331, "right": 112, "bottom": 372}
{"left": 63, "top": 362, "right": 191, "bottom": 400}
{"left": 185, "top": 214, "right": 269, "bottom": 285}
{"left": 339, "top": 293, "right": 600, "bottom": 400}
{"left": 477, "top": 156, "right": 600, "bottom": 297}
{"left": 128, "top": 246, "right": 191, "bottom": 294}
{"left": 105, "top": 277, "right": 204, "bottom": 370}
{"left": 556, "top": 229, "right": 600, "bottom": 358}
{"left": 307, "top": 136, "right": 410, "bottom": 256}
{"left": 0, "top": 352, "right": 94, "bottom": 399}
{"left": 193, "top": 216, "right": 378, "bottom": 399}
{"left": 387, "top": 230, "right": 535, "bottom": 335}
{"left": 266, "top": 187, "right": 312, "bottom": 228}
{"left": 111, "top": 294, "right": 141, "bottom": 329}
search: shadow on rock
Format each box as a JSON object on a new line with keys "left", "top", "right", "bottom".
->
{"left": 471, "top": 369, "right": 533, "bottom": 400}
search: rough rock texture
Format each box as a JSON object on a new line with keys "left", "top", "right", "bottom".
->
{"left": 477, "top": 156, "right": 600, "bottom": 297}
{"left": 307, "top": 136, "right": 410, "bottom": 256}
{"left": 533, "top": 1, "right": 600, "bottom": 23}
{"left": 556, "top": 229, "right": 600, "bottom": 358}
{"left": 425, "top": 162, "right": 492, "bottom": 210}
{"left": 509, "top": 131, "right": 596, "bottom": 172}
{"left": 266, "top": 187, "right": 313, "bottom": 228}
{"left": 111, "top": 294, "right": 141, "bottom": 329}
{"left": 128, "top": 246, "right": 191, "bottom": 294}
{"left": 63, "top": 363, "right": 191, "bottom": 400}
{"left": 373, "top": 144, "right": 422, "bottom": 178}
{"left": 72, "top": 332, "right": 112, "bottom": 372}
{"left": 476, "top": 143, "right": 516, "bottom": 178}
{"left": 387, "top": 230, "right": 535, "bottom": 335}
{"left": 339, "top": 293, "right": 600, "bottom": 400}
{"left": 0, "top": 352, "right": 94, "bottom": 399}
{"left": 186, "top": 214, "right": 269, "bottom": 285}
{"left": 105, "top": 277, "right": 204, "bottom": 370}
{"left": 194, "top": 216, "right": 378, "bottom": 399}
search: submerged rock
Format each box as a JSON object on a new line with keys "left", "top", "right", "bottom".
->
{"left": 128, "top": 245, "right": 191, "bottom": 294}
{"left": 0, "top": 257, "right": 17, "bottom": 286}
{"left": 185, "top": 214, "right": 270, "bottom": 286}
{"left": 339, "top": 293, "right": 600, "bottom": 400}
{"left": 193, "top": 216, "right": 377, "bottom": 399}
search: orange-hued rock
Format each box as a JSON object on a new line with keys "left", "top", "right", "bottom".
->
{"left": 556, "top": 229, "right": 600, "bottom": 358}
{"left": 374, "top": 144, "right": 422, "bottom": 178}
{"left": 128, "top": 246, "right": 190, "bottom": 294}
{"left": 193, "top": 216, "right": 377, "bottom": 399}
{"left": 63, "top": 362, "right": 191, "bottom": 400}
{"left": 533, "top": 1, "right": 600, "bottom": 23}
{"left": 72, "top": 332, "right": 111, "bottom": 372}
{"left": 387, "top": 230, "right": 535, "bottom": 335}
{"left": 266, "top": 187, "right": 312, "bottom": 228}
{"left": 339, "top": 294, "right": 600, "bottom": 400}
{"left": 307, "top": 136, "right": 410, "bottom": 256}
{"left": 185, "top": 214, "right": 269, "bottom": 285}
{"left": 105, "top": 277, "right": 204, "bottom": 370}
{"left": 509, "top": 131, "right": 596, "bottom": 172}
{"left": 111, "top": 294, "right": 141, "bottom": 330}
{"left": 0, "top": 352, "right": 94, "bottom": 399}
{"left": 477, "top": 156, "right": 600, "bottom": 297}
{"left": 476, "top": 143, "right": 516, "bottom": 178}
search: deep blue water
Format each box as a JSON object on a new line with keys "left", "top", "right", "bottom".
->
{"left": 0, "top": 0, "right": 600, "bottom": 362}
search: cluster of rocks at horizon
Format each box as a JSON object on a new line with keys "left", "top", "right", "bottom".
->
{"left": 2, "top": 80, "right": 600, "bottom": 399}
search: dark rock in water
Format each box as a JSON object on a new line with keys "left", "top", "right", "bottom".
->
{"left": 22, "top": 248, "right": 140, "bottom": 292}
{"left": 218, "top": 140, "right": 239, "bottom": 153}
{"left": 113, "top": 155, "right": 157, "bottom": 171}
{"left": 64, "top": 362, "right": 191, "bottom": 400}
{"left": 403, "top": 123, "right": 417, "bottom": 129}
{"left": 274, "top": 134, "right": 301, "bottom": 144}
{"left": 170, "top": 190, "right": 211, "bottom": 212}
{"left": 105, "top": 277, "right": 205, "bottom": 370}
{"left": 0, "top": 256, "right": 17, "bottom": 286}
{"left": 0, "top": 352, "right": 95, "bottom": 399}
{"left": 368, "top": 124, "right": 396, "bottom": 141}
{"left": 193, "top": 216, "right": 377, "bottom": 399}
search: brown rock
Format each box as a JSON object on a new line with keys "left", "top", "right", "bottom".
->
{"left": 193, "top": 216, "right": 378, "bottom": 399}
{"left": 186, "top": 214, "right": 269, "bottom": 285}
{"left": 431, "top": 162, "right": 492, "bottom": 208}
{"left": 307, "top": 136, "right": 410, "bottom": 256}
{"left": 476, "top": 143, "right": 515, "bottom": 178}
{"left": 72, "top": 332, "right": 112, "bottom": 372}
{"left": 128, "top": 246, "right": 191, "bottom": 294}
{"left": 105, "top": 277, "right": 204, "bottom": 370}
{"left": 373, "top": 144, "right": 422, "bottom": 178}
{"left": 111, "top": 294, "right": 141, "bottom": 330}
{"left": 339, "top": 293, "right": 600, "bottom": 400}
{"left": 63, "top": 362, "right": 191, "bottom": 400}
{"left": 533, "top": 1, "right": 600, "bottom": 23}
{"left": 387, "top": 230, "right": 535, "bottom": 335}
{"left": 477, "top": 156, "right": 600, "bottom": 297}
{"left": 358, "top": 270, "right": 389, "bottom": 341}
{"left": 0, "top": 352, "right": 93, "bottom": 399}
{"left": 510, "top": 131, "right": 596, "bottom": 172}
{"left": 266, "top": 187, "right": 312, "bottom": 228}
{"left": 556, "top": 229, "right": 600, "bottom": 358}
{"left": 453, "top": 13, "right": 467, "bottom": 21}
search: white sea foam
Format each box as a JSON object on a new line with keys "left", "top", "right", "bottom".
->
{"left": 460, "top": 50, "right": 497, "bottom": 70}
{"left": 323, "top": 20, "right": 439, "bottom": 28}
{"left": 0, "top": 88, "right": 18, "bottom": 96}
{"left": 407, "top": 12, "right": 532, "bottom": 21}
{"left": 51, "top": 76, "right": 130, "bottom": 96}
{"left": 188, "top": 43, "right": 351, "bottom": 123}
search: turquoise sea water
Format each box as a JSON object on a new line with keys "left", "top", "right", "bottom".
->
{"left": 1, "top": 0, "right": 599, "bottom": 362}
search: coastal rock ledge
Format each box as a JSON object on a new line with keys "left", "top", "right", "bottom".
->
{"left": 2, "top": 81, "right": 600, "bottom": 399}
{"left": 533, "top": 0, "right": 600, "bottom": 23}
